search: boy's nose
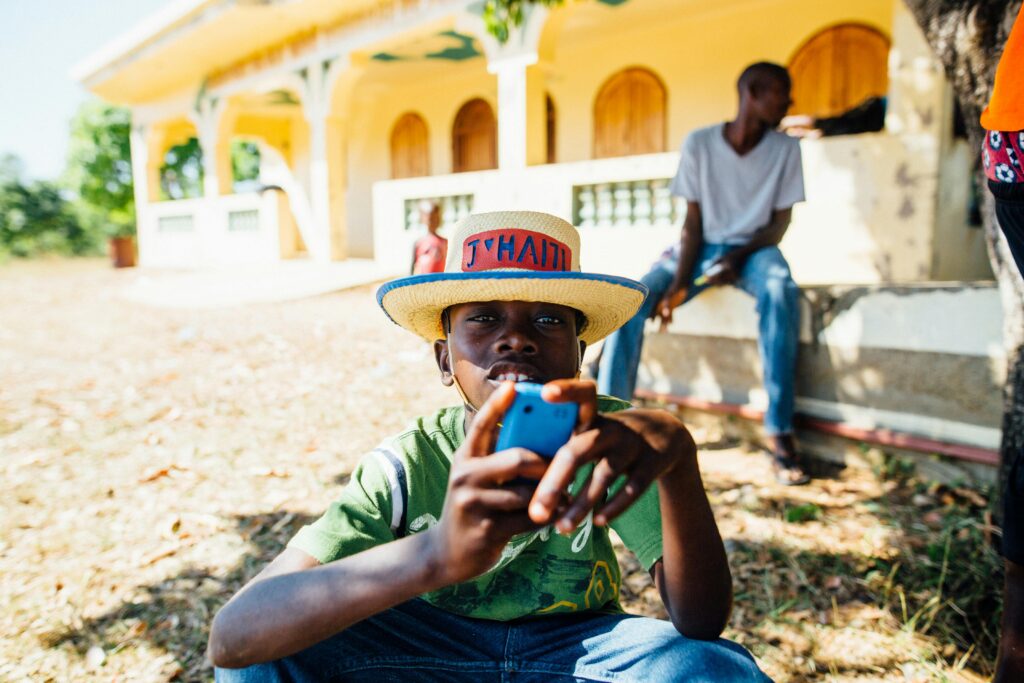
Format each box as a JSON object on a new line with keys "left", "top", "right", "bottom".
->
{"left": 496, "top": 326, "right": 538, "bottom": 354}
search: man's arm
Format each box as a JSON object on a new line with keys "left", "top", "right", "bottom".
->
{"left": 655, "top": 201, "right": 703, "bottom": 325}
{"left": 703, "top": 207, "right": 793, "bottom": 286}
{"left": 209, "top": 383, "right": 547, "bottom": 669}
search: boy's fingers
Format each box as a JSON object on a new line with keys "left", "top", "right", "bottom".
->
{"left": 463, "top": 447, "right": 550, "bottom": 485}
{"left": 541, "top": 379, "right": 598, "bottom": 429}
{"left": 462, "top": 486, "right": 536, "bottom": 512}
{"left": 463, "top": 382, "right": 516, "bottom": 459}
{"left": 595, "top": 471, "right": 655, "bottom": 525}
{"left": 528, "top": 428, "right": 601, "bottom": 522}
{"left": 554, "top": 457, "right": 621, "bottom": 533}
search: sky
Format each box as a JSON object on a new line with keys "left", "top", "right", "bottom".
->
{"left": 0, "top": 0, "right": 170, "bottom": 180}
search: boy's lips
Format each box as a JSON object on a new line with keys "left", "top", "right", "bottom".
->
{"left": 486, "top": 363, "right": 544, "bottom": 385}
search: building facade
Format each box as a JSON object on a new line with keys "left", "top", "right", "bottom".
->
{"left": 76, "top": 0, "right": 1005, "bottom": 473}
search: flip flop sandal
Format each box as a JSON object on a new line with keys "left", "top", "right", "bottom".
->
{"left": 770, "top": 451, "right": 810, "bottom": 486}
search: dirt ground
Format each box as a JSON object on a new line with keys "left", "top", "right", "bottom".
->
{"left": 0, "top": 259, "right": 1005, "bottom": 682}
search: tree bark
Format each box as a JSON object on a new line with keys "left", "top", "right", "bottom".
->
{"left": 902, "top": 0, "right": 1024, "bottom": 514}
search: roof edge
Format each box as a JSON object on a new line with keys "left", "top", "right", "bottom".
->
{"left": 70, "top": 0, "right": 221, "bottom": 86}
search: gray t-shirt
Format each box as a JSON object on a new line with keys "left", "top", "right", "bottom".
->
{"left": 669, "top": 123, "right": 805, "bottom": 245}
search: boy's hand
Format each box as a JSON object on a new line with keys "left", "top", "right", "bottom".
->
{"left": 530, "top": 380, "right": 695, "bottom": 533}
{"left": 426, "top": 382, "right": 549, "bottom": 585}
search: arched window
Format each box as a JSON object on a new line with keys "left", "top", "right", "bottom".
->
{"left": 593, "top": 67, "right": 667, "bottom": 159}
{"left": 546, "top": 93, "right": 557, "bottom": 164}
{"left": 390, "top": 112, "right": 430, "bottom": 179}
{"left": 452, "top": 98, "right": 497, "bottom": 173}
{"left": 788, "top": 24, "right": 891, "bottom": 118}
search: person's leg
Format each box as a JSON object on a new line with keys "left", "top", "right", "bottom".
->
{"left": 988, "top": 179, "right": 1024, "bottom": 277}
{"left": 996, "top": 447, "right": 1024, "bottom": 682}
{"left": 214, "top": 599, "right": 507, "bottom": 683}
{"left": 596, "top": 259, "right": 675, "bottom": 401}
{"left": 735, "top": 246, "right": 805, "bottom": 485}
{"left": 508, "top": 611, "right": 770, "bottom": 682}
{"left": 597, "top": 245, "right": 726, "bottom": 401}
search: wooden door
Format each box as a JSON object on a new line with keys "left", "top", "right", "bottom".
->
{"left": 452, "top": 98, "right": 497, "bottom": 173}
{"left": 789, "top": 24, "right": 890, "bottom": 118}
{"left": 593, "top": 67, "right": 666, "bottom": 159}
{"left": 390, "top": 112, "right": 430, "bottom": 179}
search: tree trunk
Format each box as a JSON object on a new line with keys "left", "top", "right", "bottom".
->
{"left": 902, "top": 0, "right": 1024, "bottom": 514}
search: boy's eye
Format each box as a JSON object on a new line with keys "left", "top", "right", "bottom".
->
{"left": 467, "top": 314, "right": 498, "bottom": 323}
{"left": 536, "top": 315, "right": 564, "bottom": 325}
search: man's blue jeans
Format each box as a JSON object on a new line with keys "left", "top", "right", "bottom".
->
{"left": 598, "top": 244, "right": 800, "bottom": 435}
{"left": 214, "top": 598, "right": 769, "bottom": 682}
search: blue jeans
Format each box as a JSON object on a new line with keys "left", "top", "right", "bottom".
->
{"left": 214, "top": 598, "right": 769, "bottom": 682}
{"left": 598, "top": 244, "right": 800, "bottom": 435}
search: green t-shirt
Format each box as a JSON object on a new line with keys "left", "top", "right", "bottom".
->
{"left": 288, "top": 396, "right": 664, "bottom": 621}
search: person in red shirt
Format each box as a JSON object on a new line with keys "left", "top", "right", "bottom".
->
{"left": 982, "top": 5, "right": 1024, "bottom": 682}
{"left": 410, "top": 200, "right": 448, "bottom": 275}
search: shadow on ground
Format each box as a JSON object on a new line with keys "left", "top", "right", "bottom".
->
{"left": 43, "top": 511, "right": 315, "bottom": 681}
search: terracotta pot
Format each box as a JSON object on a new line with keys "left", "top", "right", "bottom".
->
{"left": 109, "top": 236, "right": 136, "bottom": 268}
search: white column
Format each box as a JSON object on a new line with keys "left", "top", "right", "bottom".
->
{"left": 193, "top": 99, "right": 224, "bottom": 200}
{"left": 305, "top": 113, "right": 332, "bottom": 262}
{"left": 190, "top": 97, "right": 226, "bottom": 265}
{"left": 489, "top": 53, "right": 537, "bottom": 171}
{"left": 301, "top": 60, "right": 343, "bottom": 263}
{"left": 128, "top": 123, "right": 151, "bottom": 265}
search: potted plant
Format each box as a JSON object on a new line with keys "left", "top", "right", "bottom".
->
{"left": 108, "top": 222, "right": 136, "bottom": 268}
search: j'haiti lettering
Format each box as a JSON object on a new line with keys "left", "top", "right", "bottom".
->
{"left": 462, "top": 229, "right": 571, "bottom": 272}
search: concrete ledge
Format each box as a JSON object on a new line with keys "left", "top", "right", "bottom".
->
{"left": 638, "top": 282, "right": 1004, "bottom": 456}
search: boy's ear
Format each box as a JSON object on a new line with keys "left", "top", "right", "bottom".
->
{"left": 434, "top": 339, "right": 454, "bottom": 387}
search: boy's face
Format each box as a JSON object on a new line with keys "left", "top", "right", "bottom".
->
{"left": 434, "top": 300, "right": 585, "bottom": 411}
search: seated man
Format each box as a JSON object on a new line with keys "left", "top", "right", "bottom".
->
{"left": 208, "top": 211, "right": 769, "bottom": 682}
{"left": 598, "top": 62, "right": 808, "bottom": 485}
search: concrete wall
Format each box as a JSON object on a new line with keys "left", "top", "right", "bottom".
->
{"left": 638, "top": 283, "right": 1005, "bottom": 451}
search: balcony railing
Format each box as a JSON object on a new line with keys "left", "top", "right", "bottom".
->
{"left": 403, "top": 194, "right": 475, "bottom": 233}
{"left": 574, "top": 179, "right": 679, "bottom": 229}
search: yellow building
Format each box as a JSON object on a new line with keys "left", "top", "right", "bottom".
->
{"left": 76, "top": 0, "right": 1004, "bottom": 474}
{"left": 75, "top": 0, "right": 987, "bottom": 280}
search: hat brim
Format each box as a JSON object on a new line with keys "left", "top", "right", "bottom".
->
{"left": 377, "top": 271, "right": 648, "bottom": 344}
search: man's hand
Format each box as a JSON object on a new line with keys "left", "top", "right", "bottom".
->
{"left": 703, "top": 255, "right": 741, "bottom": 286}
{"left": 528, "top": 380, "right": 694, "bottom": 533}
{"left": 653, "top": 287, "right": 688, "bottom": 327}
{"left": 426, "top": 382, "right": 549, "bottom": 585}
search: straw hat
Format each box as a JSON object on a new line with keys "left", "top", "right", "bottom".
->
{"left": 376, "top": 211, "right": 647, "bottom": 344}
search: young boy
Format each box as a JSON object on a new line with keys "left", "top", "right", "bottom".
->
{"left": 410, "top": 200, "right": 448, "bottom": 275}
{"left": 209, "top": 211, "right": 769, "bottom": 681}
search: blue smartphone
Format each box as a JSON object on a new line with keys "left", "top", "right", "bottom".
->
{"left": 494, "top": 383, "right": 579, "bottom": 458}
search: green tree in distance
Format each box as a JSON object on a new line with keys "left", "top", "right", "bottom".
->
{"left": 65, "top": 101, "right": 135, "bottom": 238}
{"left": 1, "top": 153, "right": 92, "bottom": 257}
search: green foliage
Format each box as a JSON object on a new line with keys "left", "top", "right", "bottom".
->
{"left": 784, "top": 502, "right": 821, "bottom": 523}
{"left": 65, "top": 101, "right": 135, "bottom": 238}
{"left": 160, "top": 138, "right": 204, "bottom": 200}
{"left": 482, "top": 0, "right": 565, "bottom": 42}
{"left": 158, "top": 138, "right": 261, "bottom": 199}
{"left": 0, "top": 154, "right": 96, "bottom": 258}
{"left": 230, "top": 140, "right": 261, "bottom": 187}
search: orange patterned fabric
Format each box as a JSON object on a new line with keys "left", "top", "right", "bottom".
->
{"left": 981, "top": 4, "right": 1024, "bottom": 131}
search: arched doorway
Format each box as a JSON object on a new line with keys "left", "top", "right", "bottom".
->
{"left": 788, "top": 24, "right": 891, "bottom": 117}
{"left": 593, "top": 67, "right": 667, "bottom": 159}
{"left": 452, "top": 98, "right": 497, "bottom": 173}
{"left": 390, "top": 112, "right": 430, "bottom": 179}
